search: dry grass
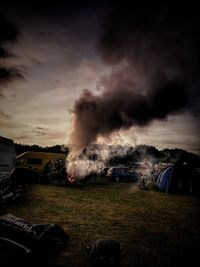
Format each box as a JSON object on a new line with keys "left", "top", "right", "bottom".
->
{"left": 1, "top": 182, "right": 200, "bottom": 267}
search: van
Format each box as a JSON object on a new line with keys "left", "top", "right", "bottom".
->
{"left": 16, "top": 151, "right": 66, "bottom": 175}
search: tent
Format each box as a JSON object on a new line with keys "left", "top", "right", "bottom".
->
{"left": 156, "top": 162, "right": 200, "bottom": 195}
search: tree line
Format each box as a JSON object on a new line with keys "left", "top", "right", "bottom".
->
{"left": 15, "top": 143, "right": 200, "bottom": 167}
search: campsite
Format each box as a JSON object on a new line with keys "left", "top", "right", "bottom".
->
{"left": 1, "top": 137, "right": 200, "bottom": 266}
{"left": 1, "top": 182, "right": 200, "bottom": 267}
{"left": 1, "top": 1, "right": 200, "bottom": 266}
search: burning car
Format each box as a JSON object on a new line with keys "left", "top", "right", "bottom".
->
{"left": 106, "top": 167, "right": 139, "bottom": 182}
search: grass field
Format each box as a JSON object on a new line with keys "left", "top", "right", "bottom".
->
{"left": 1, "top": 182, "right": 200, "bottom": 267}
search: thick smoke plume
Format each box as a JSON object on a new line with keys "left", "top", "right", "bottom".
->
{"left": 68, "top": 2, "right": 200, "bottom": 175}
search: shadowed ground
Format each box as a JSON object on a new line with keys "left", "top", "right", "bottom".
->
{"left": 1, "top": 182, "right": 200, "bottom": 267}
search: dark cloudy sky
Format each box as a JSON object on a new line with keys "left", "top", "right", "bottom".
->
{"left": 0, "top": 1, "right": 200, "bottom": 154}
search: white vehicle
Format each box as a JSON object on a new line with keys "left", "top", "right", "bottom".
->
{"left": 0, "top": 136, "right": 16, "bottom": 195}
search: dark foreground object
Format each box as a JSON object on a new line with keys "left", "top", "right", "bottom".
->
{"left": 89, "top": 239, "right": 121, "bottom": 267}
{"left": 0, "top": 214, "right": 69, "bottom": 266}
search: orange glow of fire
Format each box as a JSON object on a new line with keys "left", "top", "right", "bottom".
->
{"left": 67, "top": 172, "right": 76, "bottom": 184}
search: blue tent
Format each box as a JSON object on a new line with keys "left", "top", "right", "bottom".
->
{"left": 156, "top": 166, "right": 173, "bottom": 193}
{"left": 156, "top": 162, "right": 200, "bottom": 195}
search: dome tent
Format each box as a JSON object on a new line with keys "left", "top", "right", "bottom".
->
{"left": 156, "top": 161, "right": 200, "bottom": 195}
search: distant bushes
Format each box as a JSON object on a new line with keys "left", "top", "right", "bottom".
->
{"left": 15, "top": 144, "right": 68, "bottom": 156}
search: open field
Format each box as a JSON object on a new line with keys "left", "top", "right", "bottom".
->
{"left": 1, "top": 182, "right": 200, "bottom": 267}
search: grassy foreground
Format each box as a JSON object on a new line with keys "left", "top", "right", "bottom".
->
{"left": 1, "top": 182, "right": 200, "bottom": 267}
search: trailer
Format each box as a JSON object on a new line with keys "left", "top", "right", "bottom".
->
{"left": 0, "top": 136, "right": 16, "bottom": 195}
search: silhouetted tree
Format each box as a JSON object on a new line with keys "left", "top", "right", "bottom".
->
{"left": 0, "top": 10, "right": 21, "bottom": 82}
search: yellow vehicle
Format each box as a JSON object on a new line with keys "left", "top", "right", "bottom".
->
{"left": 16, "top": 151, "right": 66, "bottom": 175}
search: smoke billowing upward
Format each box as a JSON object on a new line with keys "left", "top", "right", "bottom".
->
{"left": 68, "top": 2, "right": 200, "bottom": 162}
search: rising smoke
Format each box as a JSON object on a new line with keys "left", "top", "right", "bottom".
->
{"left": 67, "top": 2, "right": 200, "bottom": 176}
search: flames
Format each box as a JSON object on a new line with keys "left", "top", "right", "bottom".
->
{"left": 67, "top": 172, "right": 76, "bottom": 184}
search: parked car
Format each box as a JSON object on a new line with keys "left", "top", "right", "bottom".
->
{"left": 107, "top": 167, "right": 139, "bottom": 182}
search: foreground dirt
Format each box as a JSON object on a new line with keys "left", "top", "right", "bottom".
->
{"left": 1, "top": 182, "right": 200, "bottom": 267}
